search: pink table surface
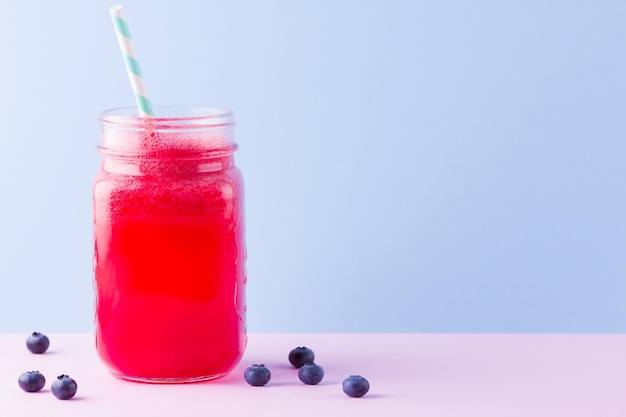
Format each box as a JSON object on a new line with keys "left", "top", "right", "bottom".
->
{"left": 0, "top": 333, "right": 624, "bottom": 416}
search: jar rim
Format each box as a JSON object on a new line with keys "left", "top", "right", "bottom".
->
{"left": 100, "top": 106, "right": 235, "bottom": 130}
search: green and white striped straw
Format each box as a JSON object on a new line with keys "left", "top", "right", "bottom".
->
{"left": 109, "top": 4, "right": 154, "bottom": 117}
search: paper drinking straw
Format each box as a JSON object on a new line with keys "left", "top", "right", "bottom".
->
{"left": 109, "top": 4, "right": 154, "bottom": 117}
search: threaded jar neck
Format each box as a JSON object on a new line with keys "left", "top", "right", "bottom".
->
{"left": 98, "top": 106, "right": 237, "bottom": 175}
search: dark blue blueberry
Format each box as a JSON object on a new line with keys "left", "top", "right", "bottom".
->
{"left": 26, "top": 332, "right": 50, "bottom": 354}
{"left": 298, "top": 363, "right": 324, "bottom": 385}
{"left": 244, "top": 364, "right": 271, "bottom": 386}
{"left": 288, "top": 346, "right": 315, "bottom": 368}
{"left": 51, "top": 375, "right": 77, "bottom": 400}
{"left": 18, "top": 371, "right": 46, "bottom": 392}
{"left": 342, "top": 375, "right": 370, "bottom": 397}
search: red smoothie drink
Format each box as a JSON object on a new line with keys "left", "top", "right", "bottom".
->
{"left": 93, "top": 107, "right": 246, "bottom": 382}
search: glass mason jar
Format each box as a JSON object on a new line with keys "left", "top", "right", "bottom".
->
{"left": 93, "top": 106, "right": 247, "bottom": 383}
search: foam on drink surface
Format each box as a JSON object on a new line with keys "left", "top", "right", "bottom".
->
{"left": 95, "top": 123, "right": 239, "bottom": 226}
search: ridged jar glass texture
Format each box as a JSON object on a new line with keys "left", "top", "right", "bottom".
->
{"left": 93, "top": 106, "right": 247, "bottom": 383}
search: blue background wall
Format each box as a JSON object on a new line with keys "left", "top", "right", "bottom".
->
{"left": 0, "top": 0, "right": 624, "bottom": 332}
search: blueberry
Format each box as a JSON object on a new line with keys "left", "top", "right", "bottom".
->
{"left": 51, "top": 374, "right": 77, "bottom": 400}
{"left": 18, "top": 371, "right": 46, "bottom": 392}
{"left": 244, "top": 364, "right": 271, "bottom": 386}
{"left": 298, "top": 363, "right": 324, "bottom": 385}
{"left": 342, "top": 375, "right": 370, "bottom": 397}
{"left": 288, "top": 346, "right": 315, "bottom": 368}
{"left": 26, "top": 332, "right": 50, "bottom": 354}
